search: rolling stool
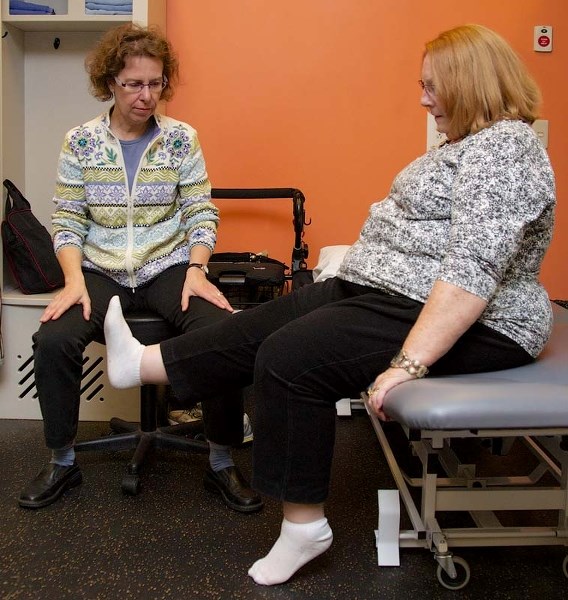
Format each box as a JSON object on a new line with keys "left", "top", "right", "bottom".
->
{"left": 75, "top": 309, "right": 209, "bottom": 495}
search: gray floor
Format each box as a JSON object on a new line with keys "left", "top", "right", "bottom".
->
{"left": 1, "top": 410, "right": 566, "bottom": 600}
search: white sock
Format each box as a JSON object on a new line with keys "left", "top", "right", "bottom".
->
{"left": 104, "top": 296, "right": 144, "bottom": 389}
{"left": 248, "top": 517, "right": 333, "bottom": 586}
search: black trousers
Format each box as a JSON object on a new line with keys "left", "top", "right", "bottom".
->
{"left": 33, "top": 267, "right": 244, "bottom": 449}
{"left": 160, "top": 277, "right": 532, "bottom": 504}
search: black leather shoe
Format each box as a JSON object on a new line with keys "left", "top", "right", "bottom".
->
{"left": 19, "top": 462, "right": 82, "bottom": 509}
{"left": 204, "top": 465, "right": 263, "bottom": 513}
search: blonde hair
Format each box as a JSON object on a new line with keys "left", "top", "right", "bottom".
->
{"left": 425, "top": 24, "right": 541, "bottom": 140}
{"left": 85, "top": 23, "right": 179, "bottom": 102}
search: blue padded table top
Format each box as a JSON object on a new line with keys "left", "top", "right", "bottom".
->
{"left": 383, "top": 303, "right": 568, "bottom": 430}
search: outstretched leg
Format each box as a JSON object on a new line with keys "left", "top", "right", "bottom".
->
{"left": 104, "top": 295, "right": 167, "bottom": 388}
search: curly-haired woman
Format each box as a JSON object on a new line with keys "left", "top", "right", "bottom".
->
{"left": 19, "top": 23, "right": 261, "bottom": 514}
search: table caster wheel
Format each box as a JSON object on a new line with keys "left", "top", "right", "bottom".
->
{"left": 436, "top": 556, "right": 470, "bottom": 590}
{"left": 122, "top": 473, "right": 141, "bottom": 495}
{"left": 562, "top": 555, "right": 568, "bottom": 579}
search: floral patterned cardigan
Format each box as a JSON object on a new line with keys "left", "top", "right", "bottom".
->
{"left": 51, "top": 111, "right": 218, "bottom": 289}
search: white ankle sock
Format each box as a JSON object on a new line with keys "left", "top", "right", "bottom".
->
{"left": 248, "top": 517, "right": 333, "bottom": 586}
{"left": 104, "top": 296, "right": 144, "bottom": 389}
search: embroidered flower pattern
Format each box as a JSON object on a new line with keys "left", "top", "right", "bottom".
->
{"left": 69, "top": 128, "right": 99, "bottom": 159}
{"left": 164, "top": 127, "right": 191, "bottom": 160}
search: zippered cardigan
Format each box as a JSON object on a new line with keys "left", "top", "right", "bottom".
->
{"left": 52, "top": 111, "right": 218, "bottom": 288}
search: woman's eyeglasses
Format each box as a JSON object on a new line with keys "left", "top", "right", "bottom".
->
{"left": 418, "top": 80, "right": 436, "bottom": 96}
{"left": 114, "top": 76, "right": 168, "bottom": 94}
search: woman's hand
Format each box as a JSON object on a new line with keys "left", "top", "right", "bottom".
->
{"left": 366, "top": 281, "right": 488, "bottom": 420}
{"left": 181, "top": 267, "right": 234, "bottom": 312}
{"left": 366, "top": 367, "right": 416, "bottom": 421}
{"left": 40, "top": 280, "right": 91, "bottom": 322}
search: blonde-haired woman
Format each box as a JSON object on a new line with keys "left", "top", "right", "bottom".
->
{"left": 423, "top": 24, "right": 541, "bottom": 140}
{"left": 104, "top": 24, "right": 555, "bottom": 585}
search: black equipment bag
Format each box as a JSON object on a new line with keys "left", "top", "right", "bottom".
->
{"left": 209, "top": 188, "right": 310, "bottom": 307}
{"left": 1, "top": 179, "right": 64, "bottom": 294}
{"left": 208, "top": 252, "right": 288, "bottom": 287}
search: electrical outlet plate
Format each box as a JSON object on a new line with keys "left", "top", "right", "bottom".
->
{"left": 426, "top": 113, "right": 446, "bottom": 150}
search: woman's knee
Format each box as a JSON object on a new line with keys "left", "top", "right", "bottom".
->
{"left": 33, "top": 324, "right": 88, "bottom": 364}
{"left": 255, "top": 331, "right": 306, "bottom": 386}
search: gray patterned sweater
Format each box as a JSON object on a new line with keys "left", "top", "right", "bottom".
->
{"left": 338, "top": 120, "right": 555, "bottom": 357}
{"left": 52, "top": 112, "right": 216, "bottom": 289}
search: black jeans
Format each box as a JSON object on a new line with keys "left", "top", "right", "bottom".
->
{"left": 160, "top": 277, "right": 532, "bottom": 504}
{"left": 33, "top": 266, "right": 244, "bottom": 449}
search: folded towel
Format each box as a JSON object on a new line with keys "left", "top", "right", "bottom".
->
{"left": 86, "top": 0, "right": 132, "bottom": 5}
{"left": 10, "top": 9, "right": 55, "bottom": 14}
{"left": 85, "top": 9, "right": 132, "bottom": 15}
{"left": 10, "top": 0, "right": 54, "bottom": 13}
{"left": 85, "top": 1, "right": 132, "bottom": 9}
{"left": 10, "top": 0, "right": 53, "bottom": 10}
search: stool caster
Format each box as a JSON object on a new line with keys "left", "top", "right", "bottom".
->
{"left": 122, "top": 473, "right": 141, "bottom": 496}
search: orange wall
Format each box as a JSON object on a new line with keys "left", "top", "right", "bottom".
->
{"left": 167, "top": 0, "right": 568, "bottom": 299}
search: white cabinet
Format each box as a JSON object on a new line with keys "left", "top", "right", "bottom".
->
{"left": 0, "top": 0, "right": 166, "bottom": 419}
{"left": 1, "top": 0, "right": 165, "bottom": 32}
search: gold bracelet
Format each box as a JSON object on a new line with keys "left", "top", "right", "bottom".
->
{"left": 390, "top": 349, "right": 429, "bottom": 378}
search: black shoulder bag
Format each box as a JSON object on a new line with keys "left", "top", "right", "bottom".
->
{"left": 1, "top": 179, "right": 64, "bottom": 294}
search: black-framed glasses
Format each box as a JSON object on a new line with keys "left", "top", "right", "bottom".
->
{"left": 114, "top": 76, "right": 168, "bottom": 94}
{"left": 418, "top": 80, "right": 436, "bottom": 96}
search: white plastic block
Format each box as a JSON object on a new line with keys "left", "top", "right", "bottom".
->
{"left": 376, "top": 489, "right": 401, "bottom": 566}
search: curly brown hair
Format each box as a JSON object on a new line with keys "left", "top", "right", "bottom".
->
{"left": 85, "top": 23, "right": 179, "bottom": 102}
